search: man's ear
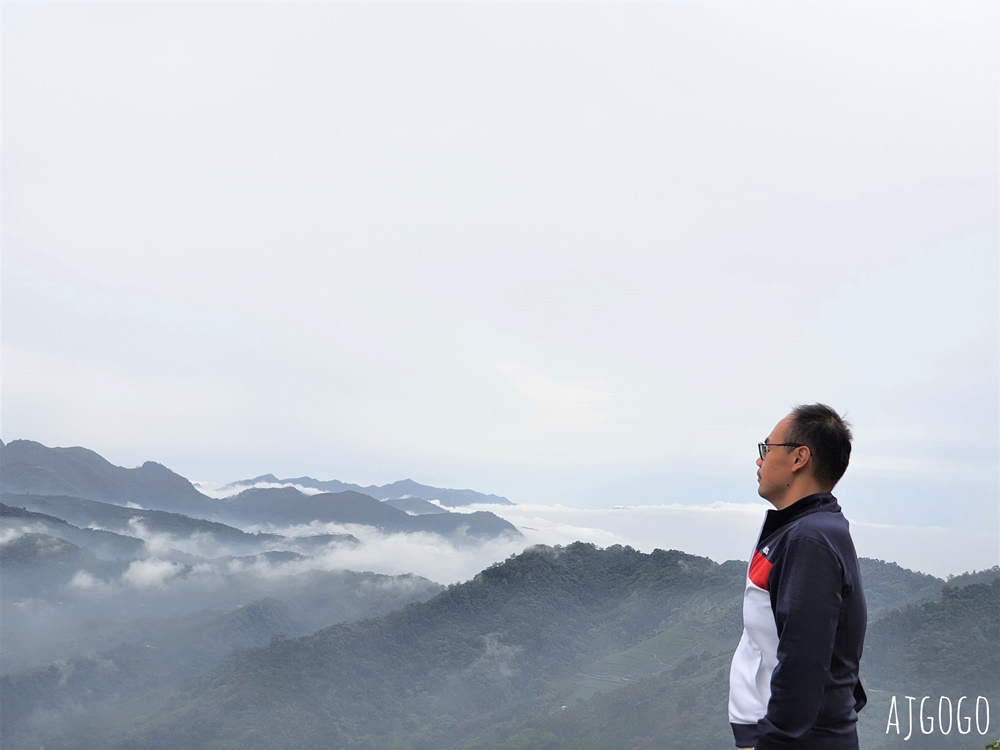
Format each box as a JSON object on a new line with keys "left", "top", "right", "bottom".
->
{"left": 790, "top": 446, "right": 811, "bottom": 472}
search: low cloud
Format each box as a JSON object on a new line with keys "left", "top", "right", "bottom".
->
{"left": 0, "top": 524, "right": 49, "bottom": 545}
{"left": 445, "top": 501, "right": 766, "bottom": 566}
{"left": 121, "top": 558, "right": 184, "bottom": 589}
{"left": 229, "top": 499, "right": 999, "bottom": 581}
{"left": 18, "top": 498, "right": 993, "bottom": 599}
{"left": 443, "top": 501, "right": 996, "bottom": 580}
{"left": 69, "top": 570, "right": 116, "bottom": 593}
{"left": 241, "top": 520, "right": 525, "bottom": 584}
{"left": 474, "top": 633, "right": 522, "bottom": 679}
{"left": 195, "top": 481, "right": 326, "bottom": 499}
{"left": 125, "top": 518, "right": 238, "bottom": 559}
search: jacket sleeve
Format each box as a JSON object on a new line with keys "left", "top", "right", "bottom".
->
{"left": 757, "top": 536, "right": 843, "bottom": 750}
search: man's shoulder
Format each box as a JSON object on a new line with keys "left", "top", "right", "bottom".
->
{"left": 784, "top": 505, "right": 854, "bottom": 546}
{"left": 781, "top": 505, "right": 861, "bottom": 573}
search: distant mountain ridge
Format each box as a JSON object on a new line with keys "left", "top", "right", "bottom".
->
{"left": 0, "top": 503, "right": 147, "bottom": 560}
{"left": 383, "top": 497, "right": 449, "bottom": 515}
{"left": 215, "top": 486, "right": 520, "bottom": 540}
{"left": 1, "top": 495, "right": 290, "bottom": 555}
{"left": 0, "top": 440, "right": 520, "bottom": 541}
{"left": 0, "top": 440, "right": 211, "bottom": 515}
{"left": 218, "top": 474, "right": 514, "bottom": 507}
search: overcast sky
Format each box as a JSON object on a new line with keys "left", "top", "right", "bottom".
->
{"left": 3, "top": 1, "right": 997, "bottom": 575}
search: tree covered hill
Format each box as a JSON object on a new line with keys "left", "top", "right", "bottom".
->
{"left": 460, "top": 576, "right": 999, "bottom": 750}
{"left": 859, "top": 577, "right": 1000, "bottom": 750}
{"left": 31, "top": 543, "right": 739, "bottom": 749}
{"left": 20, "top": 543, "right": 985, "bottom": 750}
{"left": 858, "top": 556, "right": 946, "bottom": 620}
{"left": 2, "top": 569, "right": 445, "bottom": 747}
{"left": 2, "top": 502, "right": 148, "bottom": 560}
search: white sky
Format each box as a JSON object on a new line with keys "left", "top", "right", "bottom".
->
{"left": 2, "top": 1, "right": 998, "bottom": 574}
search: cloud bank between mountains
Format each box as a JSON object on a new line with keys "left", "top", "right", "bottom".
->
{"left": 184, "top": 477, "right": 999, "bottom": 580}
{"left": 1, "top": 486, "right": 993, "bottom": 680}
{"left": 5, "top": 493, "right": 991, "bottom": 597}
{"left": 456, "top": 502, "right": 995, "bottom": 581}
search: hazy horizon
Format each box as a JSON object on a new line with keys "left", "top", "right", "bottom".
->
{"left": 4, "top": 438, "right": 992, "bottom": 581}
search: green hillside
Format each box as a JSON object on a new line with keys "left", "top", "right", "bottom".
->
{"left": 17, "top": 544, "right": 985, "bottom": 750}
{"left": 464, "top": 576, "right": 999, "bottom": 750}
{"left": 859, "top": 578, "right": 1000, "bottom": 750}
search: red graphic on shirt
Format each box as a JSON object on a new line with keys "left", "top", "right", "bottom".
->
{"left": 749, "top": 549, "right": 773, "bottom": 590}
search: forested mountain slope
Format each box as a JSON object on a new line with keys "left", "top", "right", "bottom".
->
{"left": 21, "top": 544, "right": 743, "bottom": 749}
{"left": 462, "top": 576, "right": 999, "bottom": 750}
{"left": 2, "top": 570, "right": 445, "bottom": 747}
{"left": 19, "top": 545, "right": 986, "bottom": 750}
{"left": 860, "top": 577, "right": 1000, "bottom": 749}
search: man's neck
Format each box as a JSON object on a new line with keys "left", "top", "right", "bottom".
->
{"left": 768, "top": 480, "right": 828, "bottom": 511}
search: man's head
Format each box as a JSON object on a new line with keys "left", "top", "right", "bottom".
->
{"left": 756, "top": 403, "right": 852, "bottom": 508}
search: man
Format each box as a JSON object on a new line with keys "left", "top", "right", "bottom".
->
{"left": 728, "top": 403, "right": 867, "bottom": 749}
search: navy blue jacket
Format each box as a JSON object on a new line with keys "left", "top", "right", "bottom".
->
{"left": 729, "top": 493, "right": 867, "bottom": 749}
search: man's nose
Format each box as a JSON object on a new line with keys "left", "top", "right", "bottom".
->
{"left": 756, "top": 458, "right": 763, "bottom": 468}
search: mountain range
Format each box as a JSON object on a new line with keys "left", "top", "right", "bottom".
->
{"left": 0, "top": 439, "right": 208, "bottom": 515}
{"left": 1, "top": 438, "right": 997, "bottom": 749}
{"left": 211, "top": 486, "right": 517, "bottom": 539}
{"left": 0, "top": 439, "right": 520, "bottom": 541}
{"left": 216, "top": 473, "right": 514, "bottom": 507}
{"left": 5, "top": 543, "right": 997, "bottom": 749}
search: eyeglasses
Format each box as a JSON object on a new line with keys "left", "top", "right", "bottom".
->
{"left": 758, "top": 442, "right": 804, "bottom": 461}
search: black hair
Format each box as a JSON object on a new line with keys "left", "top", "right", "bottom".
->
{"left": 786, "top": 403, "right": 853, "bottom": 489}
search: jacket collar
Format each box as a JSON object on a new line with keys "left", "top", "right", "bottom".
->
{"left": 758, "top": 492, "right": 840, "bottom": 546}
